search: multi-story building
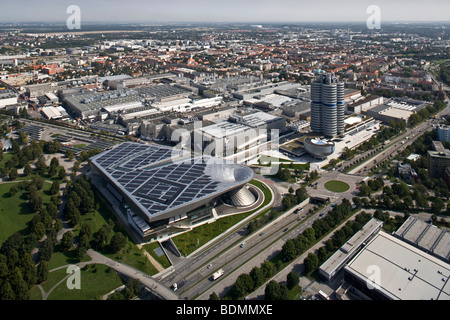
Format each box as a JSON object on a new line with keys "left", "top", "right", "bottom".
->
{"left": 428, "top": 147, "right": 450, "bottom": 179}
{"left": 437, "top": 124, "right": 450, "bottom": 142}
{"left": 310, "top": 73, "right": 345, "bottom": 137}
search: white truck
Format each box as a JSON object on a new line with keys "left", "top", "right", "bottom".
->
{"left": 318, "top": 290, "right": 330, "bottom": 300}
{"left": 212, "top": 269, "right": 224, "bottom": 281}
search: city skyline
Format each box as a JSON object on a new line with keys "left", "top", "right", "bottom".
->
{"left": 1, "top": 0, "right": 450, "bottom": 24}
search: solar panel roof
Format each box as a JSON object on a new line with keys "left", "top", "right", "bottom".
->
{"left": 90, "top": 142, "right": 253, "bottom": 221}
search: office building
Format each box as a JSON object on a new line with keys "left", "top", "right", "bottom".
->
{"left": 427, "top": 147, "right": 450, "bottom": 179}
{"left": 310, "top": 73, "right": 345, "bottom": 137}
{"left": 437, "top": 124, "right": 450, "bottom": 142}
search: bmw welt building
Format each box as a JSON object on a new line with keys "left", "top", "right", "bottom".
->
{"left": 89, "top": 142, "right": 257, "bottom": 242}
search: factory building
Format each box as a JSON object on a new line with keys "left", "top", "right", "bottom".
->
{"left": 343, "top": 231, "right": 450, "bottom": 300}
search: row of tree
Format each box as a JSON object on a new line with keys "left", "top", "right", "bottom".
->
{"left": 64, "top": 175, "right": 95, "bottom": 226}
{"left": 280, "top": 199, "right": 355, "bottom": 264}
{"left": 408, "top": 100, "right": 447, "bottom": 127}
{"left": 302, "top": 212, "right": 372, "bottom": 276}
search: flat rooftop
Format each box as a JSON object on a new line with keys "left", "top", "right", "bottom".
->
{"left": 320, "top": 218, "right": 383, "bottom": 279}
{"left": 394, "top": 216, "right": 450, "bottom": 262}
{"left": 378, "top": 106, "right": 413, "bottom": 120}
{"left": 344, "top": 231, "right": 450, "bottom": 300}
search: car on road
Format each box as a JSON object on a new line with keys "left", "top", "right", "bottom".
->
{"left": 240, "top": 242, "right": 246, "bottom": 248}
{"left": 259, "top": 232, "right": 264, "bottom": 236}
{"left": 283, "top": 228, "right": 289, "bottom": 232}
{"left": 319, "top": 213, "right": 324, "bottom": 217}
{"left": 207, "top": 263, "right": 212, "bottom": 269}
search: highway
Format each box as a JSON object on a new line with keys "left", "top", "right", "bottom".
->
{"left": 178, "top": 202, "right": 325, "bottom": 299}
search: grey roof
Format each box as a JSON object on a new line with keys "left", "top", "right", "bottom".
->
{"left": 345, "top": 231, "right": 450, "bottom": 300}
{"left": 394, "top": 216, "right": 450, "bottom": 262}
{"left": 90, "top": 142, "right": 253, "bottom": 220}
{"left": 319, "top": 218, "right": 383, "bottom": 279}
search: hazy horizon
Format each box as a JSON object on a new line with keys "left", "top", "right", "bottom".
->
{"left": 0, "top": 0, "right": 449, "bottom": 24}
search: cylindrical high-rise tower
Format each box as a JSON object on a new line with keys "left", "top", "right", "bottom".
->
{"left": 310, "top": 73, "right": 345, "bottom": 137}
{"left": 310, "top": 81, "right": 322, "bottom": 134}
{"left": 337, "top": 82, "right": 345, "bottom": 134}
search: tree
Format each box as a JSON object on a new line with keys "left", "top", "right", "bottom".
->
{"left": 23, "top": 164, "right": 32, "bottom": 176}
{"left": 303, "top": 253, "right": 319, "bottom": 275}
{"left": 303, "top": 228, "right": 315, "bottom": 243}
{"left": 264, "top": 280, "right": 280, "bottom": 300}
{"left": 92, "top": 224, "right": 111, "bottom": 250}
{"left": 286, "top": 271, "right": 300, "bottom": 290}
{"left": 58, "top": 167, "right": 66, "bottom": 181}
{"left": 49, "top": 181, "right": 60, "bottom": 196}
{"left": 75, "top": 245, "right": 87, "bottom": 262}
{"left": 20, "top": 253, "right": 37, "bottom": 288}
{"left": 28, "top": 191, "right": 43, "bottom": 213}
{"left": 231, "top": 273, "right": 254, "bottom": 299}
{"left": 209, "top": 292, "right": 219, "bottom": 300}
{"left": 46, "top": 202, "right": 58, "bottom": 219}
{"left": 60, "top": 231, "right": 74, "bottom": 252}
{"left": 65, "top": 150, "right": 74, "bottom": 160}
{"left": 431, "top": 197, "right": 445, "bottom": 214}
{"left": 8, "top": 184, "right": 19, "bottom": 197}
{"left": 358, "top": 184, "right": 372, "bottom": 197}
{"left": 65, "top": 198, "right": 80, "bottom": 224}
{"left": 36, "top": 261, "right": 48, "bottom": 284}
{"left": 9, "top": 267, "right": 29, "bottom": 300}
{"left": 126, "top": 278, "right": 141, "bottom": 297}
{"left": 109, "top": 232, "right": 127, "bottom": 253}
{"left": 250, "top": 266, "right": 265, "bottom": 288}
{"left": 8, "top": 168, "right": 18, "bottom": 181}
{"left": 317, "top": 246, "right": 328, "bottom": 263}
{"left": 261, "top": 260, "right": 276, "bottom": 279}
{"left": 39, "top": 238, "right": 54, "bottom": 262}
{"left": 281, "top": 239, "right": 297, "bottom": 262}
{"left": 31, "top": 221, "right": 46, "bottom": 239}
{"left": 0, "top": 281, "right": 15, "bottom": 300}
{"left": 18, "top": 131, "right": 28, "bottom": 145}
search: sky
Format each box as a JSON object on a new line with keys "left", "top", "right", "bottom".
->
{"left": 1, "top": 0, "right": 449, "bottom": 24}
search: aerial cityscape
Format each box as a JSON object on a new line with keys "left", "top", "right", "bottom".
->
{"left": 0, "top": 0, "right": 449, "bottom": 306}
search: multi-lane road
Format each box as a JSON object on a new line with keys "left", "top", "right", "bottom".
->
{"left": 156, "top": 176, "right": 333, "bottom": 300}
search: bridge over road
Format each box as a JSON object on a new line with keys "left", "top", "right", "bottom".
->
{"left": 87, "top": 249, "right": 180, "bottom": 300}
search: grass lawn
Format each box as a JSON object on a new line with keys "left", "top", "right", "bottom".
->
{"left": 71, "top": 189, "right": 159, "bottom": 275}
{"left": 324, "top": 180, "right": 350, "bottom": 193}
{"left": 258, "top": 155, "right": 293, "bottom": 164}
{"left": 42, "top": 268, "right": 69, "bottom": 293}
{"left": 172, "top": 179, "right": 271, "bottom": 257}
{"left": 142, "top": 242, "right": 171, "bottom": 269}
{"left": 0, "top": 181, "right": 52, "bottom": 245}
{"left": 47, "top": 264, "right": 124, "bottom": 300}
{"left": 288, "top": 284, "right": 304, "bottom": 300}
{"left": 173, "top": 213, "right": 253, "bottom": 257}
{"left": 0, "top": 152, "right": 13, "bottom": 170}
{"left": 29, "top": 285, "right": 42, "bottom": 300}
{"left": 103, "top": 241, "right": 159, "bottom": 276}
{"left": 47, "top": 249, "right": 91, "bottom": 271}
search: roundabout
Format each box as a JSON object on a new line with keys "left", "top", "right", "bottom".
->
{"left": 324, "top": 180, "right": 350, "bottom": 193}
